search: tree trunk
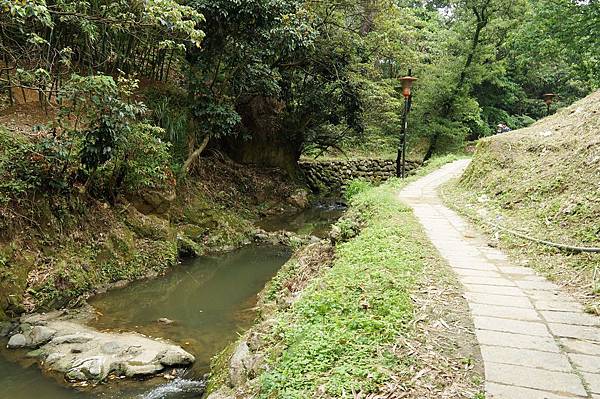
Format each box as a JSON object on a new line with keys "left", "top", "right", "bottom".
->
{"left": 181, "top": 135, "right": 210, "bottom": 177}
{"left": 426, "top": 9, "right": 488, "bottom": 160}
{"left": 458, "top": 19, "right": 486, "bottom": 88}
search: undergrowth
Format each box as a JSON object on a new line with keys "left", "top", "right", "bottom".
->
{"left": 255, "top": 154, "right": 467, "bottom": 398}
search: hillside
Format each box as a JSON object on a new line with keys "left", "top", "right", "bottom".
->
{"left": 446, "top": 90, "right": 600, "bottom": 312}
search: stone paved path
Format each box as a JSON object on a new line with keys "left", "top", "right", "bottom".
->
{"left": 399, "top": 159, "right": 600, "bottom": 399}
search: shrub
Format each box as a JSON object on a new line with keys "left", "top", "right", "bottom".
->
{"left": 1, "top": 74, "right": 176, "bottom": 209}
{"left": 0, "top": 129, "right": 74, "bottom": 205}
{"left": 106, "top": 123, "right": 174, "bottom": 193}
{"left": 344, "top": 179, "right": 372, "bottom": 201}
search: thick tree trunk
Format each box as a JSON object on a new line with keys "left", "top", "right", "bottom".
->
{"left": 360, "top": 0, "right": 378, "bottom": 36}
{"left": 458, "top": 19, "right": 486, "bottom": 88}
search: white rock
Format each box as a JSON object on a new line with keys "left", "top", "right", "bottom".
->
{"left": 6, "top": 310, "right": 195, "bottom": 383}
{"left": 7, "top": 333, "right": 27, "bottom": 348}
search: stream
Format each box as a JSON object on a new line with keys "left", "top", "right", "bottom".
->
{"left": 0, "top": 202, "right": 343, "bottom": 399}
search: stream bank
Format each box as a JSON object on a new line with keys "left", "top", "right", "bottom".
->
{"left": 0, "top": 154, "right": 309, "bottom": 319}
{"left": 0, "top": 198, "right": 344, "bottom": 398}
{"left": 204, "top": 157, "right": 483, "bottom": 399}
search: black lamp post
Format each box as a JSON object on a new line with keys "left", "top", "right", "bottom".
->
{"left": 396, "top": 70, "right": 417, "bottom": 178}
{"left": 543, "top": 93, "right": 556, "bottom": 116}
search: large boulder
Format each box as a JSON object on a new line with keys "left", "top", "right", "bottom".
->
{"left": 228, "top": 341, "right": 251, "bottom": 387}
{"left": 288, "top": 189, "right": 310, "bottom": 209}
{"left": 129, "top": 189, "right": 176, "bottom": 216}
{"left": 6, "top": 309, "right": 195, "bottom": 383}
{"left": 29, "top": 325, "right": 56, "bottom": 346}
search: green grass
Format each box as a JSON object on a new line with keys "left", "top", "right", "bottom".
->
{"left": 254, "top": 154, "right": 466, "bottom": 398}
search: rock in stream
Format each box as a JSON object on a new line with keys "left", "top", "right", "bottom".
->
{"left": 5, "top": 307, "right": 195, "bottom": 383}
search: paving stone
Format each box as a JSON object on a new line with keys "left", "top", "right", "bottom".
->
{"left": 463, "top": 284, "right": 526, "bottom": 296}
{"left": 560, "top": 338, "right": 600, "bottom": 356}
{"left": 451, "top": 261, "right": 499, "bottom": 271}
{"left": 526, "top": 290, "right": 580, "bottom": 303}
{"left": 485, "top": 363, "right": 587, "bottom": 396}
{"left": 515, "top": 280, "right": 561, "bottom": 290}
{"left": 476, "top": 330, "right": 560, "bottom": 352}
{"left": 453, "top": 268, "right": 502, "bottom": 277}
{"left": 497, "top": 266, "right": 536, "bottom": 275}
{"left": 399, "top": 161, "right": 597, "bottom": 398}
{"left": 568, "top": 353, "right": 600, "bottom": 373}
{"left": 480, "top": 345, "right": 572, "bottom": 371}
{"left": 582, "top": 372, "right": 600, "bottom": 394}
{"left": 474, "top": 316, "right": 550, "bottom": 337}
{"left": 540, "top": 311, "right": 600, "bottom": 326}
{"left": 535, "top": 300, "right": 584, "bottom": 312}
{"left": 548, "top": 323, "right": 600, "bottom": 342}
{"left": 486, "top": 382, "right": 586, "bottom": 399}
{"left": 460, "top": 276, "right": 517, "bottom": 286}
{"left": 469, "top": 303, "right": 540, "bottom": 321}
{"left": 485, "top": 253, "right": 508, "bottom": 261}
{"left": 464, "top": 293, "right": 533, "bottom": 308}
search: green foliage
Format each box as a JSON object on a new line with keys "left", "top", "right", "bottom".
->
{"left": 344, "top": 179, "right": 372, "bottom": 201}
{"left": 102, "top": 123, "right": 174, "bottom": 193}
{"left": 185, "top": 0, "right": 366, "bottom": 157}
{"left": 1, "top": 74, "right": 175, "bottom": 210}
{"left": 0, "top": 128, "right": 73, "bottom": 206}
{"left": 257, "top": 180, "right": 428, "bottom": 397}
{"left": 57, "top": 74, "right": 144, "bottom": 171}
{"left": 1, "top": 0, "right": 204, "bottom": 88}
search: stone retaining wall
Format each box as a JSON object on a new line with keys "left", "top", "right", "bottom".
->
{"left": 299, "top": 159, "right": 420, "bottom": 192}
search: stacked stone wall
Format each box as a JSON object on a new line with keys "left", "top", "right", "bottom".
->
{"left": 299, "top": 159, "right": 419, "bottom": 191}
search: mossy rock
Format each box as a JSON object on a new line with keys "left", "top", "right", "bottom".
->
{"left": 176, "top": 225, "right": 207, "bottom": 256}
{"left": 27, "top": 262, "right": 94, "bottom": 310}
{"left": 131, "top": 239, "right": 178, "bottom": 274}
{"left": 0, "top": 247, "right": 36, "bottom": 317}
{"left": 124, "top": 207, "right": 174, "bottom": 241}
{"left": 181, "top": 195, "right": 214, "bottom": 224}
{"left": 108, "top": 229, "right": 136, "bottom": 260}
{"left": 177, "top": 234, "right": 204, "bottom": 257}
{"left": 180, "top": 224, "right": 208, "bottom": 241}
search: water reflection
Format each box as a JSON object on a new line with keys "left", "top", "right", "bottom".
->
{"left": 258, "top": 200, "right": 346, "bottom": 238}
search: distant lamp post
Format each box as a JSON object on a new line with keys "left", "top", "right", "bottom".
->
{"left": 396, "top": 70, "right": 417, "bottom": 178}
{"left": 543, "top": 93, "right": 557, "bottom": 116}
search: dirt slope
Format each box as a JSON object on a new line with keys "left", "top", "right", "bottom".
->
{"left": 462, "top": 90, "right": 600, "bottom": 246}
{"left": 450, "top": 90, "right": 600, "bottom": 312}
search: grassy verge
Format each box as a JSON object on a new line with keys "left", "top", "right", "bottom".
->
{"left": 258, "top": 183, "right": 423, "bottom": 397}
{"left": 207, "top": 154, "right": 482, "bottom": 398}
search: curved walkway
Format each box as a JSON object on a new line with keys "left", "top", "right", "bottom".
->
{"left": 399, "top": 159, "right": 600, "bottom": 399}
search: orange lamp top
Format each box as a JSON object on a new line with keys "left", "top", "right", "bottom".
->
{"left": 400, "top": 76, "right": 418, "bottom": 98}
{"left": 543, "top": 93, "right": 557, "bottom": 105}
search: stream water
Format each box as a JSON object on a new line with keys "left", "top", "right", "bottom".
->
{"left": 0, "top": 203, "right": 342, "bottom": 399}
{"left": 258, "top": 199, "right": 346, "bottom": 238}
